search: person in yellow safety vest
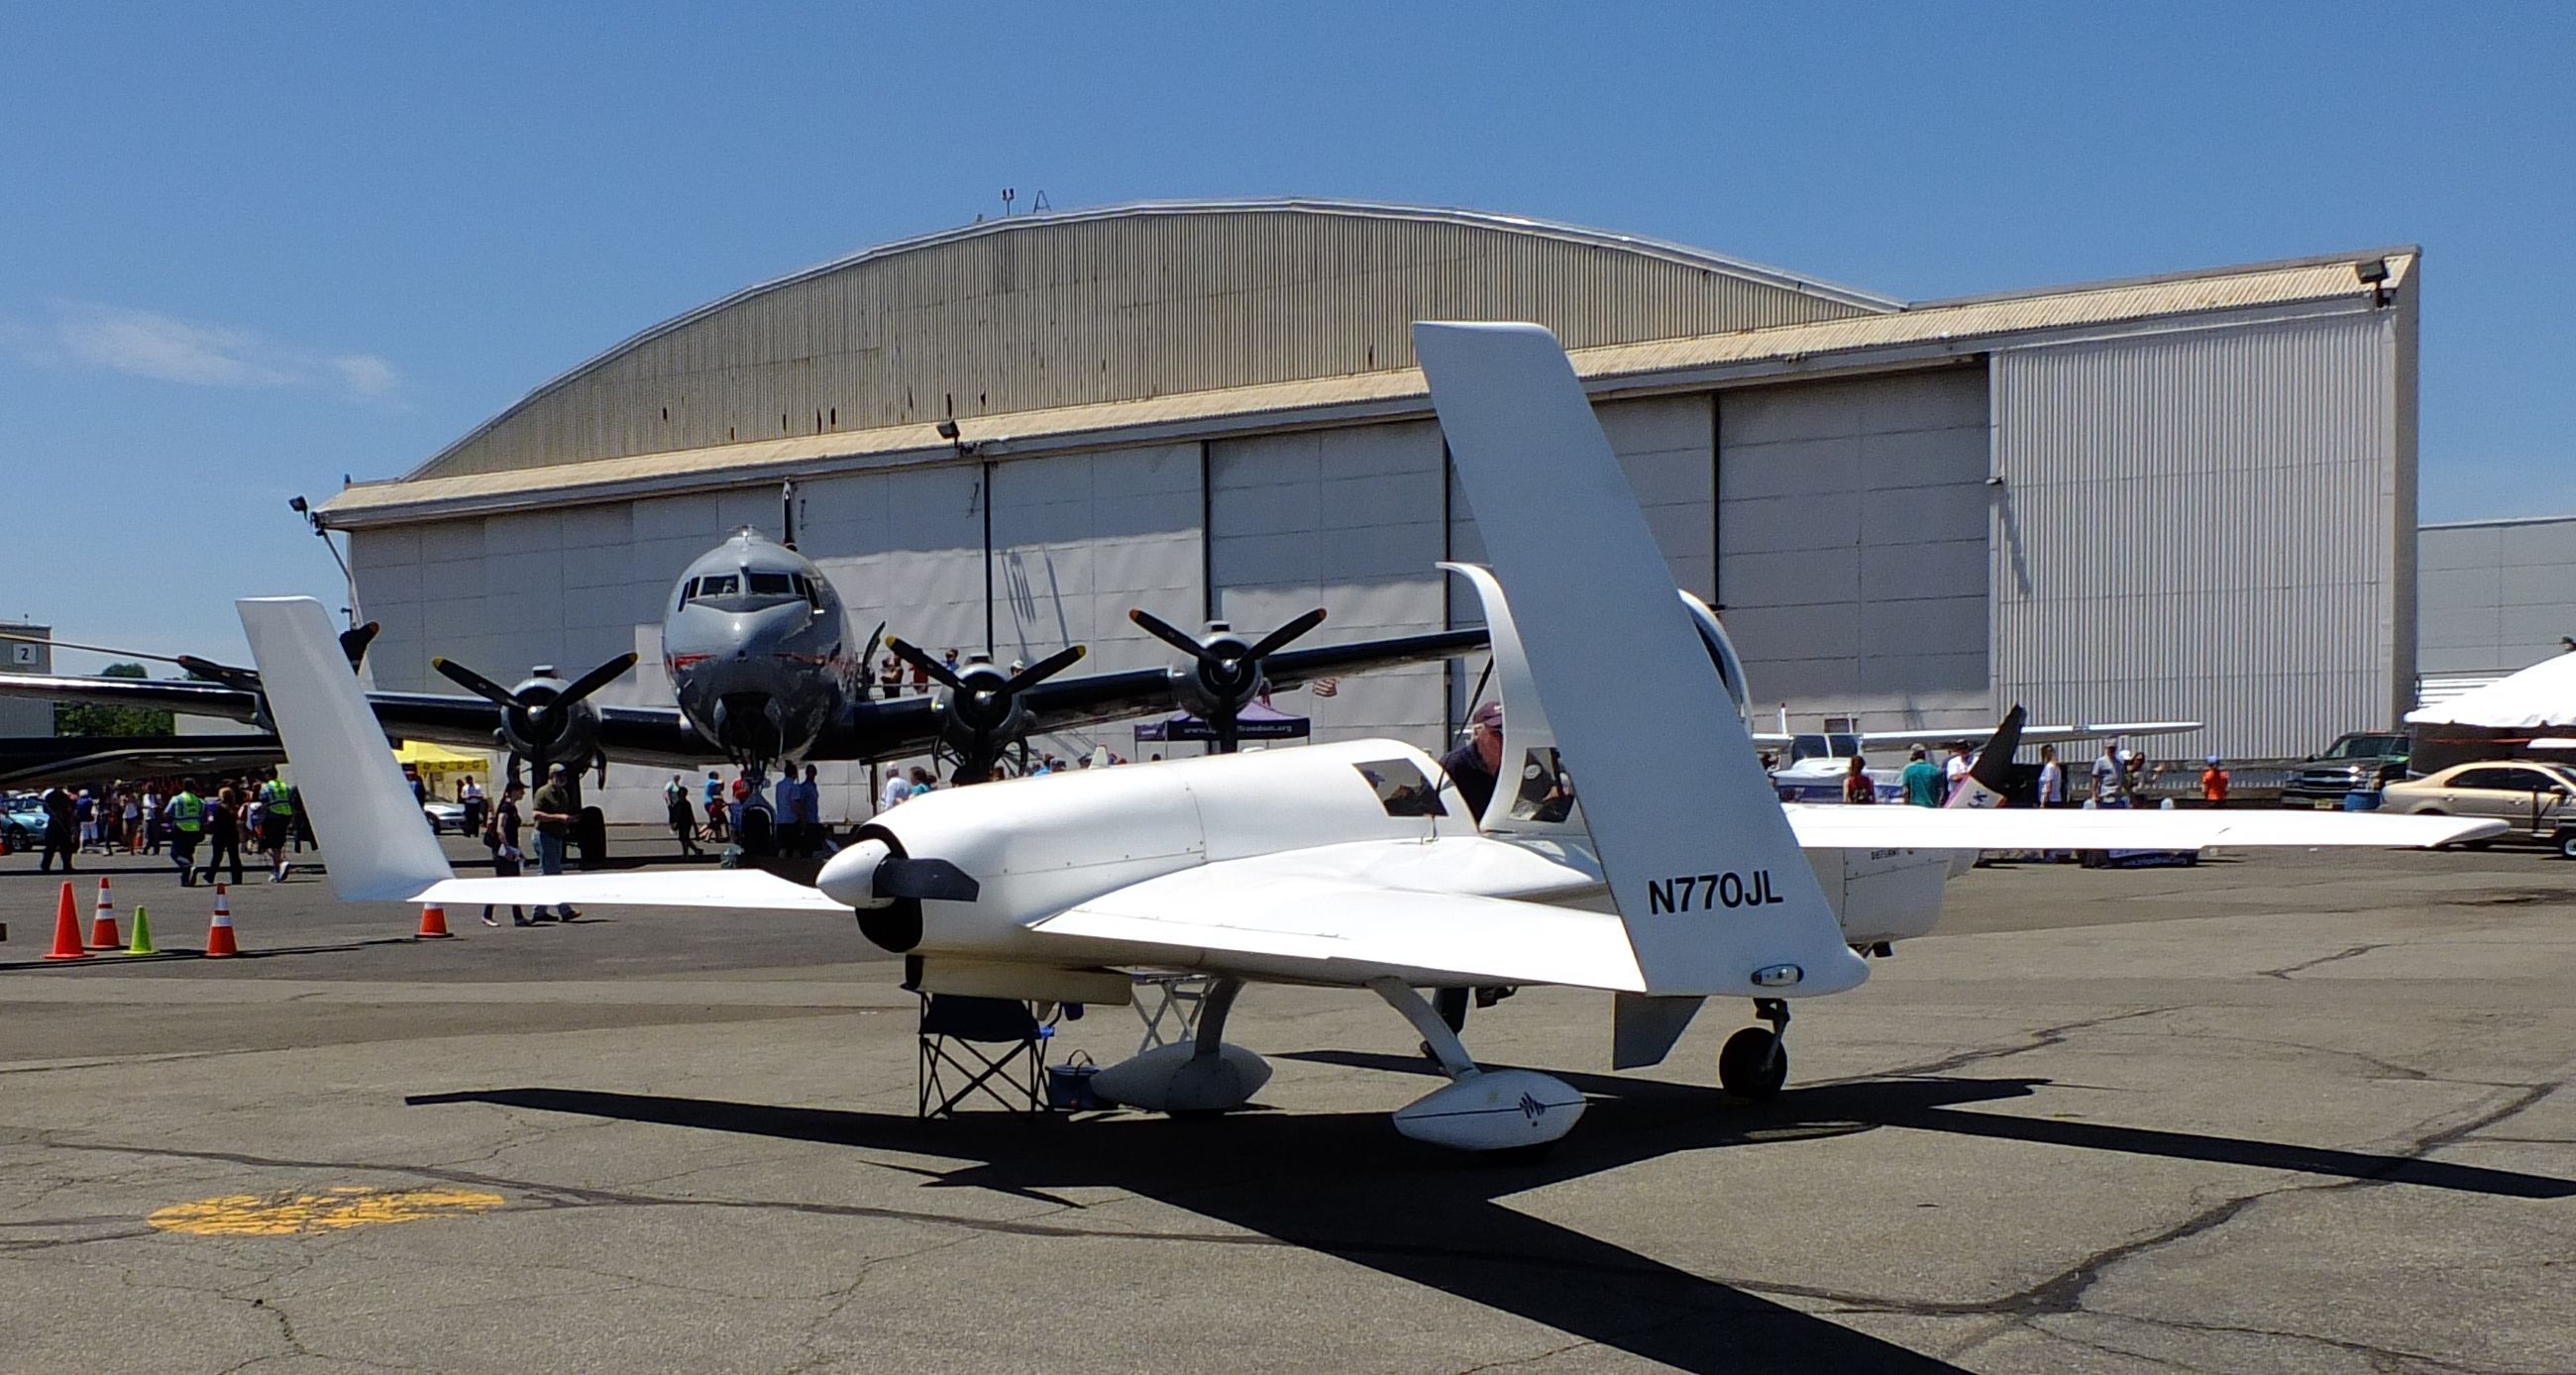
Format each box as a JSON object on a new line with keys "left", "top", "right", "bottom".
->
{"left": 258, "top": 773, "right": 295, "bottom": 882}
{"left": 167, "top": 777, "right": 207, "bottom": 887}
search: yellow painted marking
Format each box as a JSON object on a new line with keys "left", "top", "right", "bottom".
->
{"left": 149, "top": 1186, "right": 505, "bottom": 1236}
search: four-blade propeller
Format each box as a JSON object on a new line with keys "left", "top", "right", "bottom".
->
{"left": 885, "top": 636, "right": 1087, "bottom": 783}
{"left": 1128, "top": 606, "right": 1327, "bottom": 753}
{"left": 431, "top": 651, "right": 638, "bottom": 787}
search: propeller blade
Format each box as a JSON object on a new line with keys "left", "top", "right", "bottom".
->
{"left": 1246, "top": 606, "right": 1328, "bottom": 661}
{"left": 1127, "top": 607, "right": 1213, "bottom": 661}
{"left": 873, "top": 856, "right": 981, "bottom": 902}
{"left": 858, "top": 621, "right": 887, "bottom": 680}
{"left": 1002, "top": 643, "right": 1086, "bottom": 695}
{"left": 338, "top": 622, "right": 379, "bottom": 674}
{"left": 433, "top": 657, "right": 521, "bottom": 708}
{"left": 555, "top": 652, "right": 640, "bottom": 709}
{"left": 174, "top": 655, "right": 263, "bottom": 692}
{"left": 887, "top": 637, "right": 968, "bottom": 692}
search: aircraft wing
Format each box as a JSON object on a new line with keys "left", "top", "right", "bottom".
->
{"left": 0, "top": 671, "right": 710, "bottom": 765}
{"left": 0, "top": 734, "right": 290, "bottom": 789}
{"left": 10, "top": 623, "right": 1491, "bottom": 771}
{"left": 1026, "top": 849, "right": 1646, "bottom": 993}
{"left": 1011, "top": 626, "right": 1489, "bottom": 732}
{"left": 0, "top": 673, "right": 266, "bottom": 723}
{"left": 808, "top": 626, "right": 1489, "bottom": 760}
{"left": 1782, "top": 803, "right": 2507, "bottom": 851}
{"left": 412, "top": 869, "right": 845, "bottom": 912}
{"left": 1750, "top": 720, "right": 2204, "bottom": 749}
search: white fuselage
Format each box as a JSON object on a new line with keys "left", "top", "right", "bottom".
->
{"left": 839, "top": 740, "right": 1604, "bottom": 982}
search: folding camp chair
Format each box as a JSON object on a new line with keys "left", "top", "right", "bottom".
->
{"left": 1129, "top": 972, "right": 1215, "bottom": 1055}
{"left": 916, "top": 994, "right": 1049, "bottom": 1118}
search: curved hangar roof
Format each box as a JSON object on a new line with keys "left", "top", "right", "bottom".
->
{"left": 406, "top": 200, "right": 1897, "bottom": 481}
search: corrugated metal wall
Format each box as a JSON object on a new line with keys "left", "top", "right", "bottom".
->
{"left": 422, "top": 207, "right": 1878, "bottom": 478}
{"left": 2417, "top": 517, "right": 2576, "bottom": 677}
{"left": 1992, "top": 309, "right": 2405, "bottom": 758}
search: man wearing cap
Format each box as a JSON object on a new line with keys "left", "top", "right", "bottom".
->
{"left": 1900, "top": 745, "right": 1945, "bottom": 808}
{"left": 2200, "top": 755, "right": 2230, "bottom": 807}
{"left": 529, "top": 763, "right": 584, "bottom": 922}
{"left": 1440, "top": 700, "right": 1507, "bottom": 819}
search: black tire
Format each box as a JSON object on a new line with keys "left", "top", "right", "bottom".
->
{"left": 1718, "top": 1026, "right": 1787, "bottom": 1102}
{"left": 2559, "top": 834, "right": 2576, "bottom": 861}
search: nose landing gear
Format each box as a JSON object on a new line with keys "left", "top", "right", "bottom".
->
{"left": 1718, "top": 998, "right": 1791, "bottom": 1102}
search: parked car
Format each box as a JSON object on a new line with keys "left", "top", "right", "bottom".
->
{"left": 2378, "top": 761, "right": 2576, "bottom": 848}
{"left": 422, "top": 799, "right": 467, "bottom": 834}
{"left": 3, "top": 793, "right": 50, "bottom": 849}
{"left": 2279, "top": 731, "right": 2413, "bottom": 808}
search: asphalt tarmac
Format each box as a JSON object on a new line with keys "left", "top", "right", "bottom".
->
{"left": 1, "top": 830, "right": 2570, "bottom": 1373}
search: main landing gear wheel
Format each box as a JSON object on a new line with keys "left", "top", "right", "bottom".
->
{"left": 1718, "top": 999, "right": 1792, "bottom": 1102}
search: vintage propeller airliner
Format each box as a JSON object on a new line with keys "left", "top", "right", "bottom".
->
{"left": 241, "top": 322, "right": 2503, "bottom": 1152}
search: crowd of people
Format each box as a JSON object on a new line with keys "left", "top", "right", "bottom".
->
{"left": 1827, "top": 739, "right": 2229, "bottom": 808}
{"left": 33, "top": 772, "right": 309, "bottom": 884}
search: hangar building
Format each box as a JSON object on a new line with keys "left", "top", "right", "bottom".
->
{"left": 320, "top": 201, "right": 2420, "bottom": 820}
{"left": 2416, "top": 514, "right": 2576, "bottom": 707}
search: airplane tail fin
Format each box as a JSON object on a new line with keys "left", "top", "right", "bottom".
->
{"left": 1416, "top": 322, "right": 1865, "bottom": 999}
{"left": 238, "top": 597, "right": 455, "bottom": 901}
{"left": 1948, "top": 704, "right": 2026, "bottom": 809}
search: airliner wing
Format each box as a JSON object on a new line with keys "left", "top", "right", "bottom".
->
{"left": 1028, "top": 852, "right": 1645, "bottom": 993}
{"left": 995, "top": 627, "right": 1491, "bottom": 735}
{"left": 1783, "top": 803, "right": 2507, "bottom": 851}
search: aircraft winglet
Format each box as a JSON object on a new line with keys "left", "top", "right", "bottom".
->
{"left": 1415, "top": 322, "right": 1867, "bottom": 999}
{"left": 238, "top": 597, "right": 455, "bottom": 902}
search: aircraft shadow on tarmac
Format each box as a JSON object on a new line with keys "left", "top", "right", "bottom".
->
{"left": 407, "top": 1058, "right": 2570, "bottom": 1375}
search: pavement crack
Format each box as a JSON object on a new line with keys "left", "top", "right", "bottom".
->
{"left": 1840, "top": 1005, "right": 2183, "bottom": 1081}
{"left": 2257, "top": 942, "right": 2392, "bottom": 979}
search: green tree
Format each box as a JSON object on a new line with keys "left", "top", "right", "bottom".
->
{"left": 54, "top": 662, "right": 174, "bottom": 737}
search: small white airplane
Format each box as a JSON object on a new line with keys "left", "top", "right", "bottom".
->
{"left": 242, "top": 322, "right": 2506, "bottom": 1153}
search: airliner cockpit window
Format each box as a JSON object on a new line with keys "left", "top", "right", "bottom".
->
{"left": 693, "top": 574, "right": 739, "bottom": 599}
{"left": 1509, "top": 748, "right": 1577, "bottom": 823}
{"left": 1353, "top": 759, "right": 1446, "bottom": 817}
{"left": 748, "top": 572, "right": 796, "bottom": 596}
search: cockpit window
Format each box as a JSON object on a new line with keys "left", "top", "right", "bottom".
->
{"left": 748, "top": 572, "right": 796, "bottom": 596}
{"left": 1508, "top": 748, "right": 1578, "bottom": 823}
{"left": 1352, "top": 759, "right": 1446, "bottom": 817}
{"left": 692, "top": 574, "right": 739, "bottom": 599}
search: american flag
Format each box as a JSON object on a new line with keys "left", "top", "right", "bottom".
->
{"left": 1311, "top": 677, "right": 1340, "bottom": 698}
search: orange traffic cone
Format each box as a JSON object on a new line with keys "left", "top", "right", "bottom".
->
{"left": 87, "top": 876, "right": 121, "bottom": 949}
{"left": 204, "top": 884, "right": 240, "bottom": 958}
{"left": 416, "top": 904, "right": 454, "bottom": 939}
{"left": 44, "top": 882, "right": 91, "bottom": 961}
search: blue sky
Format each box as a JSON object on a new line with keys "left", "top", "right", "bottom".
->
{"left": 4, "top": 2, "right": 2570, "bottom": 670}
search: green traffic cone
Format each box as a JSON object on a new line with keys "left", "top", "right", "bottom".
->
{"left": 124, "top": 904, "right": 157, "bottom": 956}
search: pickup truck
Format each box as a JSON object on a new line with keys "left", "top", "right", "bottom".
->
{"left": 2279, "top": 731, "right": 2412, "bottom": 808}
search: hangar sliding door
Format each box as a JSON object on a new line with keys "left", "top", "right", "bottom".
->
{"left": 1208, "top": 420, "right": 1449, "bottom": 753}
{"left": 986, "top": 442, "right": 1206, "bottom": 684}
{"left": 1716, "top": 366, "right": 1991, "bottom": 735}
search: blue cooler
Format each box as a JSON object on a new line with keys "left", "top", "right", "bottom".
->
{"left": 2342, "top": 788, "right": 2382, "bottom": 811}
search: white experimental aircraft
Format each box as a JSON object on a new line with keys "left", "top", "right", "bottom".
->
{"left": 241, "top": 322, "right": 2506, "bottom": 1153}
